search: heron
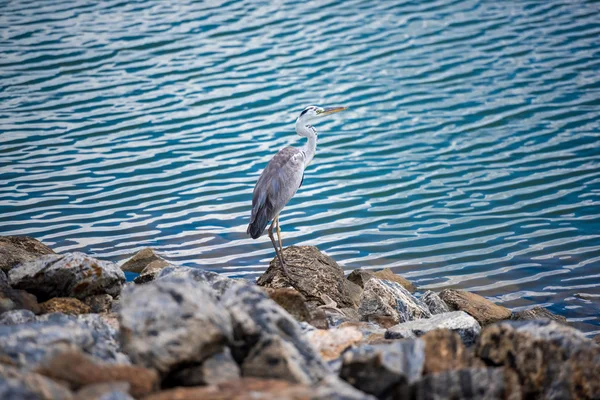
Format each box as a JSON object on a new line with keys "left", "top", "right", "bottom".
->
{"left": 247, "top": 105, "right": 347, "bottom": 277}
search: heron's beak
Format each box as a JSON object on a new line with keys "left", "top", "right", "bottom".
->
{"left": 318, "top": 106, "right": 347, "bottom": 116}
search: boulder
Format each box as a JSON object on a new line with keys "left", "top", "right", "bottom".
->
{"left": 75, "top": 383, "right": 133, "bottom": 400}
{"left": 0, "top": 364, "right": 73, "bottom": 400}
{"left": 305, "top": 327, "right": 363, "bottom": 361}
{"left": 421, "top": 290, "right": 449, "bottom": 315}
{"left": 39, "top": 297, "right": 91, "bottom": 315}
{"left": 0, "top": 269, "right": 40, "bottom": 314}
{"left": 9, "top": 252, "right": 125, "bottom": 301}
{"left": 385, "top": 311, "right": 481, "bottom": 346}
{"left": 118, "top": 277, "right": 232, "bottom": 376}
{"left": 439, "top": 289, "right": 511, "bottom": 326}
{"left": 257, "top": 246, "right": 359, "bottom": 308}
{"left": 155, "top": 266, "right": 237, "bottom": 300}
{"left": 0, "top": 236, "right": 55, "bottom": 273}
{"left": 263, "top": 287, "right": 312, "bottom": 323}
{"left": 84, "top": 294, "right": 114, "bottom": 313}
{"left": 0, "top": 312, "right": 128, "bottom": 369}
{"left": 421, "top": 329, "right": 474, "bottom": 374}
{"left": 358, "top": 278, "right": 431, "bottom": 324}
{"left": 222, "top": 282, "right": 330, "bottom": 385}
{"left": 340, "top": 340, "right": 425, "bottom": 398}
{"left": 477, "top": 319, "right": 600, "bottom": 399}
{"left": 510, "top": 306, "right": 567, "bottom": 323}
{"left": 35, "top": 348, "right": 158, "bottom": 398}
{"left": 164, "top": 347, "right": 240, "bottom": 387}
{"left": 119, "top": 248, "right": 168, "bottom": 274}
{"left": 347, "top": 269, "right": 375, "bottom": 288}
{"left": 373, "top": 268, "right": 416, "bottom": 293}
{"left": 0, "top": 309, "right": 36, "bottom": 325}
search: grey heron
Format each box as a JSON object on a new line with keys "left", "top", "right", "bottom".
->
{"left": 247, "top": 105, "right": 347, "bottom": 276}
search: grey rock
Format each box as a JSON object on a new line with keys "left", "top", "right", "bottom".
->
{"left": 373, "top": 268, "right": 417, "bottom": 293}
{"left": 120, "top": 248, "right": 168, "bottom": 273}
{"left": 340, "top": 339, "right": 425, "bottom": 398}
{"left": 84, "top": 294, "right": 114, "bottom": 313}
{"left": 0, "top": 269, "right": 40, "bottom": 314}
{"left": 385, "top": 311, "right": 481, "bottom": 346}
{"left": 119, "top": 277, "right": 232, "bottom": 375}
{"left": 411, "top": 367, "right": 511, "bottom": 400}
{"left": 165, "top": 347, "right": 240, "bottom": 387}
{"left": 0, "top": 364, "right": 73, "bottom": 400}
{"left": 510, "top": 306, "right": 567, "bottom": 323}
{"left": 421, "top": 290, "right": 449, "bottom": 315}
{"left": 222, "top": 282, "right": 330, "bottom": 384}
{"left": 359, "top": 278, "right": 431, "bottom": 324}
{"left": 8, "top": 252, "right": 125, "bottom": 301}
{"left": 347, "top": 269, "right": 375, "bottom": 288}
{"left": 75, "top": 383, "right": 133, "bottom": 400}
{"left": 257, "top": 246, "right": 360, "bottom": 308}
{"left": 0, "top": 312, "right": 128, "bottom": 369}
{"left": 0, "top": 309, "right": 36, "bottom": 325}
{"left": 155, "top": 266, "right": 237, "bottom": 299}
{"left": 0, "top": 236, "right": 55, "bottom": 273}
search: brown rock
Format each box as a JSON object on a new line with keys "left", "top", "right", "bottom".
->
{"left": 35, "top": 349, "right": 159, "bottom": 398}
{"left": 0, "top": 269, "right": 40, "bottom": 314}
{"left": 120, "top": 248, "right": 168, "bottom": 274}
{"left": 373, "top": 268, "right": 416, "bottom": 293}
{"left": 305, "top": 327, "right": 363, "bottom": 361}
{"left": 439, "top": 289, "right": 511, "bottom": 326}
{"left": 347, "top": 269, "right": 375, "bottom": 289}
{"left": 83, "top": 294, "right": 113, "bottom": 313}
{"left": 263, "top": 287, "right": 311, "bottom": 322}
{"left": 0, "top": 364, "right": 73, "bottom": 400}
{"left": 511, "top": 306, "right": 567, "bottom": 323}
{"left": 257, "top": 246, "right": 359, "bottom": 308}
{"left": 421, "top": 329, "right": 472, "bottom": 374}
{"left": 593, "top": 334, "right": 600, "bottom": 345}
{"left": 0, "top": 236, "right": 55, "bottom": 273}
{"left": 39, "top": 297, "right": 91, "bottom": 315}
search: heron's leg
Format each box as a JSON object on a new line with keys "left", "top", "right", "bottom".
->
{"left": 275, "top": 216, "right": 285, "bottom": 262}
{"left": 268, "top": 218, "right": 289, "bottom": 276}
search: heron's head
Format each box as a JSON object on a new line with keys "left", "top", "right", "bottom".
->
{"left": 296, "top": 105, "right": 347, "bottom": 125}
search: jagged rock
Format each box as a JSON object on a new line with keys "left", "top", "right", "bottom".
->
{"left": 373, "top": 268, "right": 416, "bottom": 293}
{"left": 222, "top": 282, "right": 330, "bottom": 385}
{"left": 9, "top": 252, "right": 125, "bottom": 301}
{"left": 118, "top": 277, "right": 232, "bottom": 376}
{"left": 0, "top": 312, "right": 128, "bottom": 369}
{"left": 120, "top": 248, "right": 168, "bottom": 274}
{"left": 35, "top": 348, "right": 158, "bottom": 398}
{"left": 340, "top": 340, "right": 425, "bottom": 398}
{"left": 0, "top": 364, "right": 73, "bottom": 400}
{"left": 511, "top": 306, "right": 567, "bottom": 323}
{"left": 347, "top": 269, "right": 375, "bottom": 288}
{"left": 305, "top": 327, "right": 363, "bottom": 361}
{"left": 84, "top": 294, "right": 113, "bottom": 313}
{"left": 39, "top": 297, "right": 91, "bottom": 315}
{"left": 165, "top": 347, "right": 240, "bottom": 387}
{"left": 264, "top": 287, "right": 312, "bottom": 323}
{"left": 338, "top": 321, "right": 386, "bottom": 340}
{"left": 0, "top": 309, "right": 36, "bottom": 325}
{"left": 477, "top": 320, "right": 600, "bottom": 399}
{"left": 439, "top": 289, "right": 511, "bottom": 326}
{"left": 410, "top": 367, "right": 512, "bottom": 400}
{"left": 0, "top": 236, "right": 55, "bottom": 273}
{"left": 421, "top": 329, "right": 474, "bottom": 374}
{"left": 421, "top": 290, "right": 449, "bottom": 315}
{"left": 75, "top": 383, "right": 133, "bottom": 400}
{"left": 155, "top": 266, "right": 237, "bottom": 299}
{"left": 0, "top": 269, "right": 40, "bottom": 314}
{"left": 358, "top": 278, "right": 431, "bottom": 324}
{"left": 257, "top": 246, "right": 360, "bottom": 308}
{"left": 385, "top": 311, "right": 481, "bottom": 346}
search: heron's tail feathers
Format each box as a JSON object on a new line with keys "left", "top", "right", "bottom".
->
{"left": 247, "top": 203, "right": 270, "bottom": 239}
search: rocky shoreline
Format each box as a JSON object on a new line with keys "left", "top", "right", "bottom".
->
{"left": 0, "top": 236, "right": 598, "bottom": 399}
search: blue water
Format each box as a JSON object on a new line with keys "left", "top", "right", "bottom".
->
{"left": 1, "top": 0, "right": 600, "bottom": 333}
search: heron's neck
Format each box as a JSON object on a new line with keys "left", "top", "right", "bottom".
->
{"left": 297, "top": 123, "right": 317, "bottom": 167}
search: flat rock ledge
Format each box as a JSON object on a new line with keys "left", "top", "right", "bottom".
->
{"left": 0, "top": 236, "right": 596, "bottom": 400}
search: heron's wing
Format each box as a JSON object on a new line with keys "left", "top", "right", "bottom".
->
{"left": 247, "top": 147, "right": 306, "bottom": 238}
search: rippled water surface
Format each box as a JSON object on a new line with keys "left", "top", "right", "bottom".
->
{"left": 1, "top": 0, "right": 600, "bottom": 332}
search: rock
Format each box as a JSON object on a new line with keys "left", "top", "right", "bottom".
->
{"left": 165, "top": 347, "right": 240, "bottom": 387}
{"left": 510, "top": 306, "right": 567, "bottom": 323}
{"left": 39, "top": 297, "right": 91, "bottom": 315}
{"left": 410, "top": 367, "right": 511, "bottom": 400}
{"left": 222, "top": 282, "right": 330, "bottom": 384}
{"left": 338, "top": 321, "right": 386, "bottom": 339}
{"left": 358, "top": 278, "right": 431, "bottom": 324}
{"left": 305, "top": 327, "right": 363, "bottom": 361}
{"left": 0, "top": 269, "right": 40, "bottom": 314}
{"left": 385, "top": 311, "right": 481, "bottom": 346}
{"left": 0, "top": 312, "right": 128, "bottom": 369}
{"left": 421, "top": 329, "right": 473, "bottom": 374}
{"left": 75, "top": 383, "right": 133, "bottom": 400}
{"left": 120, "top": 248, "right": 168, "bottom": 274}
{"left": 0, "top": 236, "right": 55, "bottom": 273}
{"left": 9, "top": 252, "right": 125, "bottom": 301}
{"left": 421, "top": 290, "right": 449, "bottom": 315}
{"left": 340, "top": 339, "right": 425, "bottom": 398}
{"left": 593, "top": 334, "right": 600, "bottom": 345}
{"left": 257, "top": 246, "right": 359, "bottom": 308}
{"left": 347, "top": 269, "right": 375, "bottom": 289}
{"left": 118, "top": 277, "right": 232, "bottom": 377}
{"left": 439, "top": 289, "right": 511, "bottom": 326}
{"left": 264, "top": 287, "right": 312, "bottom": 323}
{"left": 0, "top": 309, "right": 36, "bottom": 325}
{"left": 0, "top": 364, "right": 73, "bottom": 400}
{"left": 373, "top": 268, "right": 416, "bottom": 293}
{"left": 84, "top": 294, "right": 114, "bottom": 313}
{"left": 477, "top": 319, "right": 600, "bottom": 399}
{"left": 155, "top": 266, "right": 237, "bottom": 299}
